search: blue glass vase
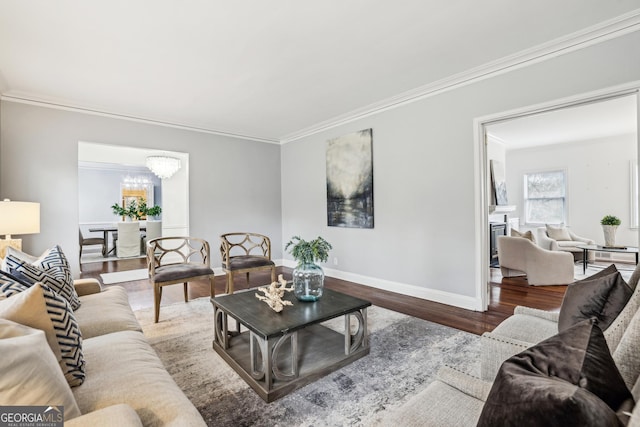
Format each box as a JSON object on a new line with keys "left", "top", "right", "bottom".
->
{"left": 293, "top": 262, "right": 324, "bottom": 302}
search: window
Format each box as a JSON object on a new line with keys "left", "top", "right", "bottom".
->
{"left": 524, "top": 170, "right": 566, "bottom": 224}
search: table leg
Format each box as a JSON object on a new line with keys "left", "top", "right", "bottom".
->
{"left": 583, "top": 248, "right": 588, "bottom": 274}
{"left": 103, "top": 230, "right": 116, "bottom": 256}
{"left": 344, "top": 308, "right": 367, "bottom": 355}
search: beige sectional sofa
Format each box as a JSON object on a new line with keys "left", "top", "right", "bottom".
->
{"left": 1, "top": 277, "right": 206, "bottom": 426}
{"left": 378, "top": 263, "right": 640, "bottom": 425}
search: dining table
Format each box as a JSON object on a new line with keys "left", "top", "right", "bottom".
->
{"left": 88, "top": 224, "right": 147, "bottom": 256}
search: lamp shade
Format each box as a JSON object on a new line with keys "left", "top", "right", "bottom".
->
{"left": 0, "top": 200, "right": 40, "bottom": 237}
{"left": 146, "top": 156, "right": 181, "bottom": 179}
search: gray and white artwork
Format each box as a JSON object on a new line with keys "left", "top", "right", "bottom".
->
{"left": 490, "top": 160, "right": 508, "bottom": 205}
{"left": 326, "top": 129, "right": 374, "bottom": 228}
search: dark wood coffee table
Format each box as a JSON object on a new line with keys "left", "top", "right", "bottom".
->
{"left": 211, "top": 287, "right": 371, "bottom": 402}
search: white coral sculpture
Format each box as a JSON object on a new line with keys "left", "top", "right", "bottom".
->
{"left": 255, "top": 274, "right": 294, "bottom": 312}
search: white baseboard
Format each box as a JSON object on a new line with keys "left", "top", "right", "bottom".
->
{"left": 280, "top": 259, "right": 483, "bottom": 311}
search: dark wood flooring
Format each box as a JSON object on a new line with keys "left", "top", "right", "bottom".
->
{"left": 79, "top": 258, "right": 567, "bottom": 335}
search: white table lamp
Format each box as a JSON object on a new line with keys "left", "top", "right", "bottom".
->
{"left": 0, "top": 199, "right": 40, "bottom": 257}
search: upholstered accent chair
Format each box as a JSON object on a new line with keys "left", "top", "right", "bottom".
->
{"left": 115, "top": 222, "right": 142, "bottom": 258}
{"left": 537, "top": 225, "right": 595, "bottom": 262}
{"left": 497, "top": 235, "right": 574, "bottom": 285}
{"left": 78, "top": 229, "right": 106, "bottom": 265}
{"left": 142, "top": 220, "right": 162, "bottom": 249}
{"left": 220, "top": 232, "right": 276, "bottom": 294}
{"left": 146, "top": 236, "right": 215, "bottom": 323}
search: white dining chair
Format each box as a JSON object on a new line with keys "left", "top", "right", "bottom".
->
{"left": 116, "top": 222, "right": 142, "bottom": 258}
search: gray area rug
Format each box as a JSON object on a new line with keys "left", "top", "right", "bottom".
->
{"left": 134, "top": 297, "right": 480, "bottom": 426}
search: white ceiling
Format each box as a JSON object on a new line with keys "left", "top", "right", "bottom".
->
{"left": 1, "top": 1, "right": 639, "bottom": 143}
{"left": 487, "top": 94, "right": 638, "bottom": 150}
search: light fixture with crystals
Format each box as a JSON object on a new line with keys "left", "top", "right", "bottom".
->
{"left": 145, "top": 156, "right": 181, "bottom": 179}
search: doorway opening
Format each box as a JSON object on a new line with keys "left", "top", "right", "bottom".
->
{"left": 475, "top": 85, "right": 640, "bottom": 311}
{"left": 78, "top": 142, "right": 189, "bottom": 267}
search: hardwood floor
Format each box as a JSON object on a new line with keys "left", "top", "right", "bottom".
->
{"left": 80, "top": 259, "right": 566, "bottom": 335}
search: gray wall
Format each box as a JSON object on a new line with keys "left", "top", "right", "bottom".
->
{"left": 1, "top": 31, "right": 639, "bottom": 308}
{"left": 280, "top": 31, "right": 640, "bottom": 306}
{"left": 0, "top": 103, "right": 282, "bottom": 275}
{"left": 78, "top": 166, "right": 161, "bottom": 224}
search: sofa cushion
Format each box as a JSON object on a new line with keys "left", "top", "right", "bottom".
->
{"left": 74, "top": 330, "right": 206, "bottom": 426}
{"left": 0, "top": 319, "right": 82, "bottom": 420}
{"left": 0, "top": 319, "right": 80, "bottom": 420}
{"left": 0, "top": 283, "right": 86, "bottom": 387}
{"left": 559, "top": 270, "right": 632, "bottom": 332}
{"left": 478, "top": 319, "right": 634, "bottom": 427}
{"left": 228, "top": 255, "right": 275, "bottom": 271}
{"left": 74, "top": 286, "right": 142, "bottom": 339}
{"left": 510, "top": 229, "right": 535, "bottom": 243}
{"left": 614, "top": 300, "right": 640, "bottom": 390}
{"left": 376, "top": 376, "right": 486, "bottom": 426}
{"left": 490, "top": 313, "right": 558, "bottom": 344}
{"left": 546, "top": 223, "right": 572, "bottom": 241}
{"left": 3, "top": 245, "right": 80, "bottom": 310}
{"left": 153, "top": 264, "right": 214, "bottom": 282}
{"left": 65, "top": 404, "right": 142, "bottom": 427}
{"left": 556, "top": 240, "right": 583, "bottom": 249}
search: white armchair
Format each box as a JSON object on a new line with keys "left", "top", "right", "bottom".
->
{"left": 497, "top": 236, "right": 574, "bottom": 286}
{"left": 536, "top": 226, "right": 595, "bottom": 261}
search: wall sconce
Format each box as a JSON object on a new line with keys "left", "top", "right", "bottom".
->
{"left": 0, "top": 199, "right": 41, "bottom": 257}
{"left": 146, "top": 156, "right": 181, "bottom": 180}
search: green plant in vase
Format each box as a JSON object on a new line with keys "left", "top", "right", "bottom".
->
{"left": 285, "top": 236, "right": 332, "bottom": 302}
{"left": 601, "top": 215, "right": 621, "bottom": 247}
{"left": 145, "top": 205, "right": 162, "bottom": 219}
{"left": 111, "top": 199, "right": 145, "bottom": 220}
{"left": 601, "top": 215, "right": 621, "bottom": 226}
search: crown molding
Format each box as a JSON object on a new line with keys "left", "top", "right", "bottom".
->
{"left": 2, "top": 9, "right": 639, "bottom": 146}
{"left": 280, "top": 9, "right": 640, "bottom": 144}
{"left": 0, "top": 93, "right": 281, "bottom": 145}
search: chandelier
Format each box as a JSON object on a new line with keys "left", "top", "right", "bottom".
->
{"left": 145, "top": 156, "right": 181, "bottom": 179}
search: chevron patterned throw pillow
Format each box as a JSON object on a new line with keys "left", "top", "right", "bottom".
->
{"left": 0, "top": 281, "right": 86, "bottom": 387}
{"left": 4, "top": 245, "right": 81, "bottom": 311}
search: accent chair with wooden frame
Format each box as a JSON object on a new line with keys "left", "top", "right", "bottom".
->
{"left": 78, "top": 228, "right": 106, "bottom": 265}
{"left": 220, "top": 232, "right": 276, "bottom": 294}
{"left": 147, "top": 236, "right": 215, "bottom": 323}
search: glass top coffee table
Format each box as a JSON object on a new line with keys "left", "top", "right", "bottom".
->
{"left": 579, "top": 244, "right": 639, "bottom": 274}
{"left": 211, "top": 287, "right": 371, "bottom": 402}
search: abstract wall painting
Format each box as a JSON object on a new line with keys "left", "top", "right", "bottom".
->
{"left": 326, "top": 129, "right": 374, "bottom": 228}
{"left": 490, "top": 159, "right": 509, "bottom": 205}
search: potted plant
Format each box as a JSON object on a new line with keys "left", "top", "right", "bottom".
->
{"left": 601, "top": 215, "right": 621, "bottom": 247}
{"left": 285, "top": 236, "right": 332, "bottom": 302}
{"left": 111, "top": 199, "right": 144, "bottom": 221}
{"left": 145, "top": 205, "right": 162, "bottom": 219}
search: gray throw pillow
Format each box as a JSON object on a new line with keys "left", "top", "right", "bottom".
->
{"left": 477, "top": 319, "right": 634, "bottom": 427}
{"left": 546, "top": 224, "right": 572, "bottom": 241}
{"left": 510, "top": 229, "right": 536, "bottom": 243}
{"left": 558, "top": 268, "right": 632, "bottom": 332}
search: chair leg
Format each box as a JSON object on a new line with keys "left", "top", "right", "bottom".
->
{"left": 154, "top": 284, "right": 161, "bottom": 323}
{"left": 209, "top": 276, "right": 215, "bottom": 298}
{"left": 246, "top": 272, "right": 250, "bottom": 287}
{"left": 183, "top": 282, "right": 188, "bottom": 302}
{"left": 270, "top": 266, "right": 276, "bottom": 284}
{"left": 225, "top": 271, "right": 233, "bottom": 295}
